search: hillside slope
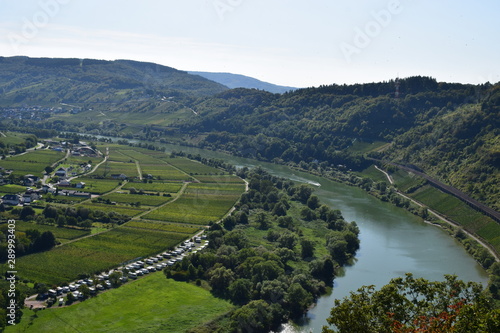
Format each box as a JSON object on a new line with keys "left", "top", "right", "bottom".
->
{"left": 0, "top": 56, "right": 228, "bottom": 106}
{"left": 188, "top": 71, "right": 297, "bottom": 94}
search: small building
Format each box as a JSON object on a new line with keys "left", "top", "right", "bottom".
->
{"left": 54, "top": 167, "right": 67, "bottom": 178}
{"left": 42, "top": 184, "right": 57, "bottom": 194}
{"left": 58, "top": 180, "right": 71, "bottom": 187}
{"left": 78, "top": 146, "right": 98, "bottom": 156}
{"left": 111, "top": 173, "right": 127, "bottom": 180}
{"left": 2, "top": 194, "right": 22, "bottom": 205}
{"left": 76, "top": 182, "right": 86, "bottom": 189}
{"left": 22, "top": 190, "right": 41, "bottom": 204}
{"left": 71, "top": 192, "right": 91, "bottom": 199}
{"left": 23, "top": 175, "right": 39, "bottom": 186}
{"left": 58, "top": 190, "right": 91, "bottom": 199}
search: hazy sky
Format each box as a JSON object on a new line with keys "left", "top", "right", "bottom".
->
{"left": 1, "top": 0, "right": 499, "bottom": 87}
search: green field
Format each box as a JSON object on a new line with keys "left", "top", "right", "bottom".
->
{"left": 94, "top": 161, "right": 139, "bottom": 179}
{"left": 166, "top": 157, "right": 223, "bottom": 174}
{"left": 118, "top": 149, "right": 164, "bottom": 164}
{"left": 0, "top": 184, "right": 27, "bottom": 194}
{"left": 124, "top": 220, "right": 201, "bottom": 234}
{"left": 140, "top": 163, "right": 192, "bottom": 181}
{"left": 78, "top": 203, "right": 147, "bottom": 217}
{"left": 186, "top": 183, "right": 246, "bottom": 195}
{"left": 4, "top": 221, "right": 89, "bottom": 243}
{"left": 142, "top": 184, "right": 242, "bottom": 225}
{"left": 65, "top": 154, "right": 103, "bottom": 166}
{"left": 0, "top": 149, "right": 65, "bottom": 176}
{"left": 194, "top": 174, "right": 245, "bottom": 184}
{"left": 6, "top": 227, "right": 189, "bottom": 285}
{"left": 122, "top": 181, "right": 183, "bottom": 193}
{"left": 7, "top": 274, "right": 234, "bottom": 333}
{"left": 74, "top": 177, "right": 121, "bottom": 194}
{"left": 107, "top": 149, "right": 136, "bottom": 163}
{"left": 357, "top": 165, "right": 389, "bottom": 183}
{"left": 45, "top": 194, "right": 89, "bottom": 203}
{"left": 347, "top": 139, "right": 388, "bottom": 153}
{"left": 0, "top": 131, "right": 31, "bottom": 146}
{"left": 392, "top": 169, "right": 426, "bottom": 192}
{"left": 101, "top": 192, "right": 172, "bottom": 206}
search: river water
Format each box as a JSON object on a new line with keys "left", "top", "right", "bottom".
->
{"left": 91, "top": 137, "right": 489, "bottom": 332}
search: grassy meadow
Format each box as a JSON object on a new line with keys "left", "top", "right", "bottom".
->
{"left": 6, "top": 274, "right": 234, "bottom": 333}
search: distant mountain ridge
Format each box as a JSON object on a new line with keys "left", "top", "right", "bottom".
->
{"left": 188, "top": 71, "right": 298, "bottom": 94}
{"left": 0, "top": 56, "right": 228, "bottom": 106}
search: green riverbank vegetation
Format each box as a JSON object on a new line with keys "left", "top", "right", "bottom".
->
{"left": 165, "top": 167, "right": 360, "bottom": 332}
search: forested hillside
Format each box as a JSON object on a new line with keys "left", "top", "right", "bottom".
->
{"left": 178, "top": 77, "right": 499, "bottom": 210}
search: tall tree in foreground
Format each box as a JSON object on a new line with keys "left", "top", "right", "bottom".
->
{"left": 322, "top": 273, "right": 500, "bottom": 333}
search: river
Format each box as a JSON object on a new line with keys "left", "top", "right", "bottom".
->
{"left": 91, "top": 137, "right": 489, "bottom": 332}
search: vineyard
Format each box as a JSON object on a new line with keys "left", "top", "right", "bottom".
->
{"left": 0, "top": 143, "right": 245, "bottom": 286}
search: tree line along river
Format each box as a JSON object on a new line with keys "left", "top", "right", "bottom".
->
{"left": 90, "top": 136, "right": 489, "bottom": 332}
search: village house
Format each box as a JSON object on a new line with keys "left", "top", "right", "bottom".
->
{"left": 22, "top": 189, "right": 41, "bottom": 204}
{"left": 58, "top": 179, "right": 71, "bottom": 187}
{"left": 2, "top": 194, "right": 22, "bottom": 205}
{"left": 23, "top": 174, "right": 39, "bottom": 186}
{"left": 42, "top": 184, "right": 57, "bottom": 194}
{"left": 58, "top": 190, "right": 91, "bottom": 199}
{"left": 75, "top": 182, "right": 86, "bottom": 189}
{"left": 111, "top": 173, "right": 127, "bottom": 180}
{"left": 54, "top": 167, "right": 68, "bottom": 178}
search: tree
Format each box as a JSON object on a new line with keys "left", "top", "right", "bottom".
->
{"left": 44, "top": 166, "right": 53, "bottom": 174}
{"left": 301, "top": 239, "right": 315, "bottom": 259}
{"left": 272, "top": 201, "right": 288, "bottom": 216}
{"left": 109, "top": 271, "right": 122, "bottom": 287}
{"left": 251, "top": 260, "right": 284, "bottom": 283}
{"left": 78, "top": 284, "right": 91, "bottom": 299}
{"left": 285, "top": 283, "right": 313, "bottom": 317}
{"left": 278, "top": 231, "right": 298, "bottom": 250}
{"left": 307, "top": 195, "right": 320, "bottom": 209}
{"left": 236, "top": 211, "right": 249, "bottom": 224}
{"left": 43, "top": 205, "right": 59, "bottom": 219}
{"left": 208, "top": 267, "right": 235, "bottom": 294}
{"left": 32, "top": 231, "right": 56, "bottom": 252}
{"left": 228, "top": 278, "right": 252, "bottom": 305}
{"left": 19, "top": 206, "right": 35, "bottom": 220}
{"left": 231, "top": 300, "right": 274, "bottom": 333}
{"left": 323, "top": 274, "right": 500, "bottom": 333}
{"left": 293, "top": 184, "right": 313, "bottom": 203}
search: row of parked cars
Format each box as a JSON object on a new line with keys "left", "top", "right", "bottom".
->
{"left": 124, "top": 240, "right": 209, "bottom": 279}
{"left": 48, "top": 273, "right": 122, "bottom": 301}
{"left": 44, "top": 237, "right": 209, "bottom": 304}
